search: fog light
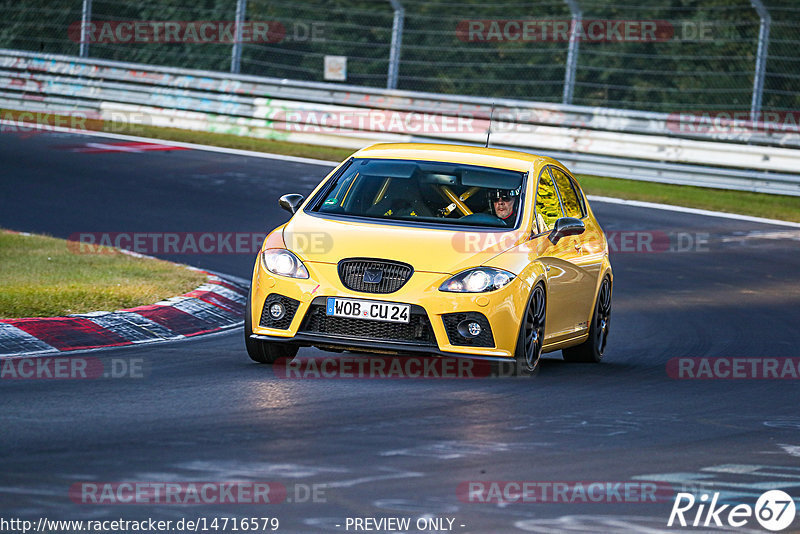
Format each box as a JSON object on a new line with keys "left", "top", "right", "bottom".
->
{"left": 457, "top": 320, "right": 482, "bottom": 338}
{"left": 269, "top": 302, "right": 285, "bottom": 320}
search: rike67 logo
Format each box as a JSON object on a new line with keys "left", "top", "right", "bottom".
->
{"left": 668, "top": 490, "right": 796, "bottom": 531}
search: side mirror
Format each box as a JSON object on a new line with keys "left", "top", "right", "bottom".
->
{"left": 279, "top": 193, "right": 305, "bottom": 215}
{"left": 548, "top": 217, "right": 585, "bottom": 244}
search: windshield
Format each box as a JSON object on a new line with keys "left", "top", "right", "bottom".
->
{"left": 308, "top": 158, "right": 526, "bottom": 229}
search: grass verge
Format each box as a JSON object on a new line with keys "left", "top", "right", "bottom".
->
{"left": 0, "top": 230, "right": 207, "bottom": 319}
{"left": 3, "top": 108, "right": 798, "bottom": 222}
{"left": 0, "top": 108, "right": 353, "bottom": 162}
{"left": 576, "top": 175, "right": 800, "bottom": 223}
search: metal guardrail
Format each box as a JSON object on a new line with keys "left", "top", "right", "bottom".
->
{"left": 2, "top": 49, "right": 799, "bottom": 196}
{"left": 4, "top": 49, "right": 800, "bottom": 146}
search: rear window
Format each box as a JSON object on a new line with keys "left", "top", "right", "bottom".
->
{"left": 308, "top": 159, "right": 527, "bottom": 229}
{"left": 550, "top": 167, "right": 585, "bottom": 219}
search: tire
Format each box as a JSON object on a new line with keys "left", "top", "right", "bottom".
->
{"left": 562, "top": 276, "right": 611, "bottom": 363}
{"left": 244, "top": 293, "right": 298, "bottom": 364}
{"left": 512, "top": 283, "right": 546, "bottom": 376}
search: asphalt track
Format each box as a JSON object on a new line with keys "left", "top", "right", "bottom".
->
{"left": 1, "top": 130, "right": 800, "bottom": 533}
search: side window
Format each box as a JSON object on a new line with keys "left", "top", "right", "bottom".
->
{"left": 535, "top": 168, "right": 562, "bottom": 233}
{"left": 550, "top": 167, "right": 584, "bottom": 219}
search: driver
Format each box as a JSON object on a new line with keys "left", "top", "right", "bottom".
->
{"left": 488, "top": 188, "right": 519, "bottom": 226}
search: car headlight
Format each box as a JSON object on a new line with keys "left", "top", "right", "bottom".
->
{"left": 439, "top": 267, "right": 515, "bottom": 293}
{"left": 261, "top": 249, "right": 309, "bottom": 279}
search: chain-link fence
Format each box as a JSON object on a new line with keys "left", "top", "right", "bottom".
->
{"left": 2, "top": 0, "right": 799, "bottom": 114}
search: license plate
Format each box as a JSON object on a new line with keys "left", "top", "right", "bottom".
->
{"left": 326, "top": 297, "right": 410, "bottom": 324}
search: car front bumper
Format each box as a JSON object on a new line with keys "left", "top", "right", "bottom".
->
{"left": 249, "top": 260, "right": 532, "bottom": 359}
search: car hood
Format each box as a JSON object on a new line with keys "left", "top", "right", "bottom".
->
{"left": 283, "top": 213, "right": 525, "bottom": 274}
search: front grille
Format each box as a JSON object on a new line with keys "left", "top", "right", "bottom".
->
{"left": 338, "top": 258, "right": 413, "bottom": 294}
{"left": 442, "top": 312, "right": 495, "bottom": 347}
{"left": 300, "top": 298, "right": 435, "bottom": 345}
{"left": 259, "top": 294, "right": 300, "bottom": 329}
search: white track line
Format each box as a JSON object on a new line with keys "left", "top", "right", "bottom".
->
{"left": 4, "top": 119, "right": 798, "bottom": 227}
{"left": 0, "top": 120, "right": 337, "bottom": 166}
{"left": 587, "top": 195, "right": 800, "bottom": 228}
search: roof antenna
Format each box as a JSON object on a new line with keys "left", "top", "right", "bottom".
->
{"left": 484, "top": 102, "right": 495, "bottom": 148}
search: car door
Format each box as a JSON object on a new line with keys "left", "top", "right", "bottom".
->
{"left": 534, "top": 166, "right": 595, "bottom": 341}
{"left": 549, "top": 166, "right": 601, "bottom": 332}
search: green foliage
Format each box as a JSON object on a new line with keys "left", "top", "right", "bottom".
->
{"left": 1, "top": 0, "right": 798, "bottom": 112}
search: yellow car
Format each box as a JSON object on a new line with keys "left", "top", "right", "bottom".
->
{"left": 245, "top": 143, "right": 612, "bottom": 375}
